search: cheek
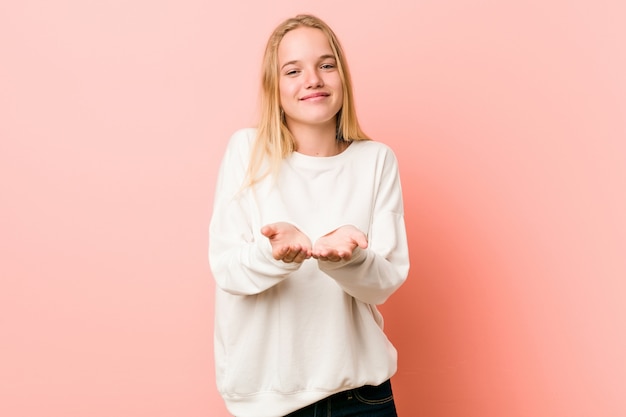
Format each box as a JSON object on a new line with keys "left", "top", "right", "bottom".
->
{"left": 278, "top": 83, "right": 286, "bottom": 102}
{"left": 330, "top": 76, "right": 344, "bottom": 97}
{"left": 333, "top": 81, "right": 344, "bottom": 104}
{"left": 279, "top": 80, "right": 296, "bottom": 100}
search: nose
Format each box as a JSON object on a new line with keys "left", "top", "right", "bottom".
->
{"left": 305, "top": 69, "right": 324, "bottom": 88}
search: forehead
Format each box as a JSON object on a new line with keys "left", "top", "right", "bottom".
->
{"left": 277, "top": 27, "right": 334, "bottom": 64}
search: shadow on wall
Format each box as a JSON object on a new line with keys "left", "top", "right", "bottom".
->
{"left": 379, "top": 134, "right": 538, "bottom": 417}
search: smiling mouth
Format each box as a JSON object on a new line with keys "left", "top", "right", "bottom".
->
{"left": 300, "top": 92, "right": 330, "bottom": 100}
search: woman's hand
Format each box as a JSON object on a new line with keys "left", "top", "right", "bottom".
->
{"left": 261, "top": 222, "right": 312, "bottom": 263}
{"left": 312, "top": 225, "right": 368, "bottom": 262}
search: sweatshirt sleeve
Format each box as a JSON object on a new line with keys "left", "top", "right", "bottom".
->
{"left": 208, "top": 129, "right": 301, "bottom": 295}
{"left": 317, "top": 146, "right": 410, "bottom": 305}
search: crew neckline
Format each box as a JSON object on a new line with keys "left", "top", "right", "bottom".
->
{"left": 288, "top": 141, "right": 358, "bottom": 170}
{"left": 292, "top": 140, "right": 354, "bottom": 159}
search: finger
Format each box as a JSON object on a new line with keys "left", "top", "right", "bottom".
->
{"left": 283, "top": 245, "right": 302, "bottom": 263}
{"left": 298, "top": 246, "right": 312, "bottom": 261}
{"left": 338, "top": 251, "right": 352, "bottom": 261}
{"left": 314, "top": 250, "right": 340, "bottom": 262}
{"left": 281, "top": 248, "right": 294, "bottom": 263}
{"left": 273, "top": 245, "right": 289, "bottom": 260}
{"left": 293, "top": 249, "right": 309, "bottom": 263}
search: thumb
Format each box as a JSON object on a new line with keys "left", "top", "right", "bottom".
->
{"left": 355, "top": 234, "right": 368, "bottom": 249}
{"left": 261, "top": 224, "right": 277, "bottom": 238}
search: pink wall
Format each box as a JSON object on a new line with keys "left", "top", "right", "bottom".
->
{"left": 2, "top": 1, "right": 625, "bottom": 416}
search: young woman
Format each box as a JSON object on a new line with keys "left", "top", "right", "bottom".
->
{"left": 209, "top": 14, "right": 410, "bottom": 417}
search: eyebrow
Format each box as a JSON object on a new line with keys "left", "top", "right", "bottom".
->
{"left": 280, "top": 54, "right": 337, "bottom": 70}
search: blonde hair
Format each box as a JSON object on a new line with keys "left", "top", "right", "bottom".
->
{"left": 245, "top": 14, "right": 369, "bottom": 187}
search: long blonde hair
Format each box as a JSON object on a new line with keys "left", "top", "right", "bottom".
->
{"left": 245, "top": 14, "right": 369, "bottom": 187}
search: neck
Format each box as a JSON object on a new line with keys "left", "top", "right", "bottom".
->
{"left": 288, "top": 121, "right": 345, "bottom": 157}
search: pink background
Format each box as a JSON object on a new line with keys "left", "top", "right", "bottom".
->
{"left": 2, "top": 1, "right": 625, "bottom": 416}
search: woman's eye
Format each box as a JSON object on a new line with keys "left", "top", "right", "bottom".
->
{"left": 321, "top": 63, "right": 335, "bottom": 70}
{"left": 285, "top": 69, "right": 299, "bottom": 76}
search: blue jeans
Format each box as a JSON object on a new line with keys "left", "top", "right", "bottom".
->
{"left": 284, "top": 380, "right": 398, "bottom": 417}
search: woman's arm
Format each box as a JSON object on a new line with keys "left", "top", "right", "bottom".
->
{"left": 316, "top": 148, "right": 410, "bottom": 305}
{"left": 208, "top": 130, "right": 303, "bottom": 295}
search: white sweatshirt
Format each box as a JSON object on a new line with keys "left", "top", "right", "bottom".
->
{"left": 208, "top": 128, "right": 410, "bottom": 417}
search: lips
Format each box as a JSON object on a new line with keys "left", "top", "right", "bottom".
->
{"left": 300, "top": 92, "right": 330, "bottom": 100}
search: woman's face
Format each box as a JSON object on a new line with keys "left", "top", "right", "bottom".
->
{"left": 277, "top": 27, "right": 343, "bottom": 132}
